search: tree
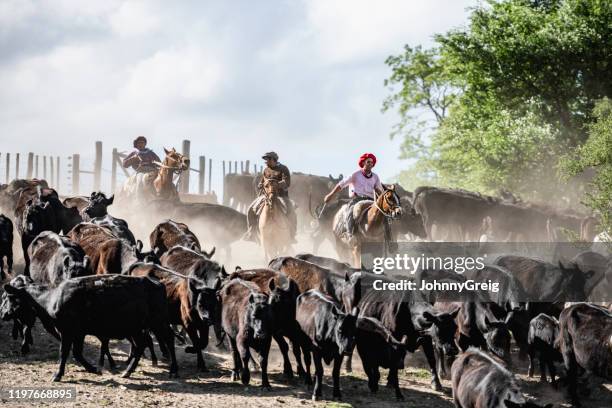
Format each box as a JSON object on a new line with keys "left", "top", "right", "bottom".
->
{"left": 562, "top": 98, "right": 612, "bottom": 234}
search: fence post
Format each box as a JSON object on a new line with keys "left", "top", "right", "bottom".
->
{"left": 72, "top": 154, "right": 80, "bottom": 195}
{"left": 5, "top": 153, "right": 10, "bottom": 183}
{"left": 198, "top": 156, "right": 205, "bottom": 194}
{"left": 111, "top": 148, "right": 118, "bottom": 193}
{"left": 43, "top": 156, "right": 47, "bottom": 180}
{"left": 27, "top": 153, "right": 33, "bottom": 179}
{"left": 240, "top": 161, "right": 244, "bottom": 173}
{"left": 49, "top": 156, "right": 54, "bottom": 188}
{"left": 35, "top": 155, "right": 39, "bottom": 178}
{"left": 94, "top": 141, "right": 102, "bottom": 191}
{"left": 15, "top": 153, "right": 20, "bottom": 179}
{"left": 56, "top": 157, "right": 60, "bottom": 192}
{"left": 208, "top": 158, "right": 212, "bottom": 193}
{"left": 234, "top": 161, "right": 238, "bottom": 174}
{"left": 245, "top": 160, "right": 250, "bottom": 174}
{"left": 181, "top": 139, "right": 190, "bottom": 193}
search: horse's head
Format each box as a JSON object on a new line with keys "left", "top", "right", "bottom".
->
{"left": 376, "top": 184, "right": 403, "bottom": 220}
{"left": 163, "top": 147, "right": 190, "bottom": 172}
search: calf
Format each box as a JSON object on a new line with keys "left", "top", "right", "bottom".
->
{"left": 28, "top": 231, "right": 90, "bottom": 285}
{"left": 2, "top": 274, "right": 178, "bottom": 381}
{"left": 127, "top": 262, "right": 222, "bottom": 371}
{"left": 0, "top": 214, "right": 13, "bottom": 280}
{"left": 527, "top": 313, "right": 561, "bottom": 384}
{"left": 295, "top": 290, "right": 359, "bottom": 401}
{"left": 355, "top": 316, "right": 408, "bottom": 400}
{"left": 451, "top": 348, "right": 552, "bottom": 408}
{"left": 219, "top": 278, "right": 274, "bottom": 389}
{"left": 229, "top": 268, "right": 304, "bottom": 379}
{"left": 150, "top": 220, "right": 201, "bottom": 256}
{"left": 18, "top": 198, "right": 58, "bottom": 275}
{"left": 0, "top": 275, "right": 43, "bottom": 354}
{"left": 557, "top": 303, "right": 612, "bottom": 406}
{"left": 268, "top": 256, "right": 361, "bottom": 312}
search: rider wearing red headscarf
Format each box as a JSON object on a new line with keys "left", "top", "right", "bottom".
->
{"left": 324, "top": 153, "right": 384, "bottom": 244}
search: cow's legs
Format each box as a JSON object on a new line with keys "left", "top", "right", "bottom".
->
{"left": 7, "top": 248, "right": 12, "bottom": 274}
{"left": 344, "top": 352, "right": 353, "bottom": 372}
{"left": 388, "top": 367, "right": 403, "bottom": 400}
{"left": 527, "top": 344, "right": 535, "bottom": 377}
{"left": 153, "top": 326, "right": 178, "bottom": 378}
{"left": 185, "top": 324, "right": 206, "bottom": 371}
{"left": 72, "top": 335, "right": 100, "bottom": 374}
{"left": 332, "top": 354, "right": 343, "bottom": 399}
{"left": 237, "top": 338, "right": 252, "bottom": 386}
{"left": 546, "top": 352, "right": 557, "bottom": 386}
{"left": 539, "top": 352, "right": 547, "bottom": 383}
{"left": 259, "top": 338, "right": 272, "bottom": 390}
{"left": 421, "top": 336, "right": 443, "bottom": 391}
{"left": 20, "top": 324, "right": 32, "bottom": 354}
{"left": 229, "top": 337, "right": 241, "bottom": 381}
{"left": 273, "top": 333, "right": 293, "bottom": 379}
{"left": 312, "top": 350, "right": 324, "bottom": 401}
{"left": 289, "top": 338, "right": 307, "bottom": 379}
{"left": 435, "top": 345, "right": 447, "bottom": 378}
{"left": 52, "top": 336, "right": 73, "bottom": 382}
{"left": 122, "top": 332, "right": 145, "bottom": 378}
{"left": 144, "top": 331, "right": 158, "bottom": 366}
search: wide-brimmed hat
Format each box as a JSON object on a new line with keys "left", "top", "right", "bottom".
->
{"left": 262, "top": 151, "right": 278, "bottom": 160}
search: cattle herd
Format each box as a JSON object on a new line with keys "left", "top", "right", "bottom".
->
{"left": 0, "top": 177, "right": 611, "bottom": 408}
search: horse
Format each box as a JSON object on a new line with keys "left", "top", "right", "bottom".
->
{"left": 119, "top": 148, "right": 189, "bottom": 202}
{"left": 258, "top": 178, "right": 292, "bottom": 262}
{"left": 332, "top": 185, "right": 403, "bottom": 267}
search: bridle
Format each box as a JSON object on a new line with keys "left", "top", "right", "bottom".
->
{"left": 372, "top": 189, "right": 401, "bottom": 219}
{"left": 153, "top": 153, "right": 187, "bottom": 175}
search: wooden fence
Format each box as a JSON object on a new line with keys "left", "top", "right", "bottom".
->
{"left": 0, "top": 140, "right": 263, "bottom": 201}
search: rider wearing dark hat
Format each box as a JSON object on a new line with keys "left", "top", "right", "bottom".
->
{"left": 122, "top": 136, "right": 161, "bottom": 173}
{"left": 243, "top": 151, "right": 297, "bottom": 243}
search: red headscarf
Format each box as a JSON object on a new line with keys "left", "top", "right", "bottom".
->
{"left": 358, "top": 153, "right": 377, "bottom": 168}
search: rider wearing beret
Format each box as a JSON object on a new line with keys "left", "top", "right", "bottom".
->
{"left": 122, "top": 136, "right": 161, "bottom": 174}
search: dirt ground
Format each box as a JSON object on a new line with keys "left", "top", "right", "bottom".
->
{"left": 1, "top": 226, "right": 611, "bottom": 407}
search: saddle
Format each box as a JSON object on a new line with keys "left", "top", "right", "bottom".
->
{"left": 254, "top": 195, "right": 291, "bottom": 216}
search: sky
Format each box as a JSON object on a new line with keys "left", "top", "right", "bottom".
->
{"left": 0, "top": 0, "right": 475, "bottom": 194}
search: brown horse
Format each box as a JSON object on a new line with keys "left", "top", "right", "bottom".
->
{"left": 259, "top": 178, "right": 292, "bottom": 261}
{"left": 333, "top": 185, "right": 403, "bottom": 267}
{"left": 120, "top": 147, "right": 189, "bottom": 202}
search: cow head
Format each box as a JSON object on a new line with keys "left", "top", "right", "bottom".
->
{"left": 483, "top": 316, "right": 512, "bottom": 364}
{"left": 559, "top": 261, "right": 596, "bottom": 301}
{"left": 246, "top": 291, "right": 274, "bottom": 341}
{"left": 23, "top": 199, "right": 52, "bottom": 234}
{"left": 62, "top": 255, "right": 90, "bottom": 278}
{"left": 0, "top": 276, "right": 32, "bottom": 321}
{"left": 267, "top": 277, "right": 299, "bottom": 323}
{"left": 332, "top": 306, "right": 359, "bottom": 356}
{"left": 133, "top": 240, "right": 160, "bottom": 264}
{"left": 190, "top": 277, "right": 222, "bottom": 326}
{"left": 84, "top": 192, "right": 114, "bottom": 219}
{"left": 422, "top": 308, "right": 460, "bottom": 356}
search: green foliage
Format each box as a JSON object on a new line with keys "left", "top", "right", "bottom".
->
{"left": 385, "top": 0, "right": 612, "bottom": 201}
{"left": 562, "top": 98, "right": 612, "bottom": 233}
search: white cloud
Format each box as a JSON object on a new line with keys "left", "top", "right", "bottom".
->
{"left": 109, "top": 1, "right": 161, "bottom": 37}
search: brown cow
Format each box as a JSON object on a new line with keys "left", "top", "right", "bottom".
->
{"left": 149, "top": 220, "right": 201, "bottom": 257}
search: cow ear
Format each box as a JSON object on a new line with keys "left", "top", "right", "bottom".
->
{"left": 107, "top": 195, "right": 114, "bottom": 205}
{"left": 338, "top": 174, "right": 343, "bottom": 181}
{"left": 344, "top": 272, "right": 350, "bottom": 282}
{"left": 63, "top": 255, "right": 72, "bottom": 269}
{"left": 422, "top": 311, "right": 437, "bottom": 324}
{"left": 136, "top": 240, "right": 143, "bottom": 252}
{"left": 484, "top": 315, "right": 492, "bottom": 327}
{"left": 83, "top": 256, "right": 90, "bottom": 270}
{"left": 351, "top": 307, "right": 359, "bottom": 317}
{"left": 164, "top": 147, "right": 170, "bottom": 155}
{"left": 90, "top": 191, "right": 96, "bottom": 199}
{"left": 248, "top": 293, "right": 255, "bottom": 303}
{"left": 450, "top": 307, "right": 460, "bottom": 319}
{"left": 189, "top": 279, "right": 199, "bottom": 295}
{"left": 400, "top": 335, "right": 408, "bottom": 345}
{"left": 220, "top": 265, "right": 228, "bottom": 278}
{"left": 208, "top": 247, "right": 216, "bottom": 258}
{"left": 331, "top": 307, "right": 340, "bottom": 317}
{"left": 268, "top": 278, "right": 276, "bottom": 292}
{"left": 234, "top": 266, "right": 242, "bottom": 271}
{"left": 26, "top": 199, "right": 33, "bottom": 206}
{"left": 214, "top": 277, "right": 222, "bottom": 291}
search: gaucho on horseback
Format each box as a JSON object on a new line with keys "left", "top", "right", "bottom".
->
{"left": 243, "top": 151, "right": 297, "bottom": 244}
{"left": 122, "top": 136, "right": 161, "bottom": 173}
{"left": 324, "top": 152, "right": 399, "bottom": 252}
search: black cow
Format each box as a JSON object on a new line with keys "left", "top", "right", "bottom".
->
{"left": 219, "top": 278, "right": 274, "bottom": 389}
{"left": 0, "top": 213, "right": 13, "bottom": 280}
{"left": 294, "top": 290, "right": 359, "bottom": 401}
{"left": 451, "top": 348, "right": 552, "bottom": 408}
{"left": 82, "top": 192, "right": 114, "bottom": 220}
{"left": 2, "top": 274, "right": 178, "bottom": 381}
{"left": 0, "top": 275, "right": 43, "bottom": 354}
{"left": 355, "top": 316, "right": 408, "bottom": 400}
{"left": 527, "top": 313, "right": 561, "bottom": 385}
{"left": 229, "top": 268, "right": 304, "bottom": 379}
{"left": 557, "top": 303, "right": 612, "bottom": 406}
{"left": 28, "top": 231, "right": 90, "bottom": 285}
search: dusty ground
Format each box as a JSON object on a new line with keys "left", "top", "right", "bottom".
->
{"left": 1, "top": 221, "right": 611, "bottom": 407}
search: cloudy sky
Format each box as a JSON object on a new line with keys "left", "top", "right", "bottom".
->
{"left": 0, "top": 0, "right": 475, "bottom": 193}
